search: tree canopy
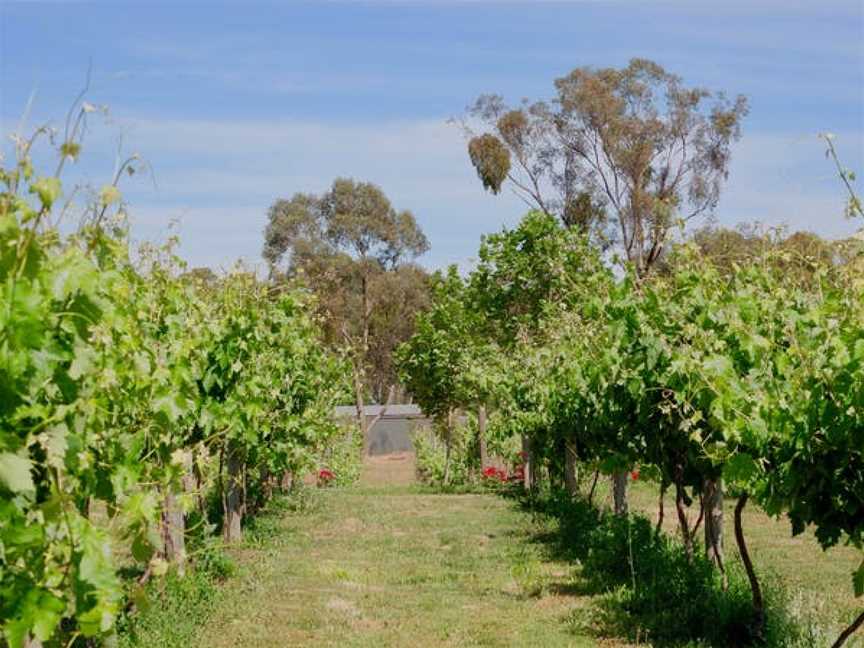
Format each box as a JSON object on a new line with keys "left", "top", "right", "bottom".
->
{"left": 263, "top": 178, "right": 431, "bottom": 403}
{"left": 465, "top": 58, "right": 748, "bottom": 275}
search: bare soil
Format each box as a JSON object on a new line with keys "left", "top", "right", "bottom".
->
{"left": 358, "top": 451, "right": 416, "bottom": 486}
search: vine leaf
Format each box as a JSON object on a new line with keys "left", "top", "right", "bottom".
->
{"left": 0, "top": 451, "right": 35, "bottom": 494}
{"left": 722, "top": 452, "right": 758, "bottom": 486}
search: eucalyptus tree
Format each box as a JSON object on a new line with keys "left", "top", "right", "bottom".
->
{"left": 263, "top": 178, "right": 430, "bottom": 437}
{"left": 366, "top": 263, "right": 432, "bottom": 402}
{"left": 465, "top": 58, "right": 748, "bottom": 275}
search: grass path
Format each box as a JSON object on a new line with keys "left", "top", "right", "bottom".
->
{"left": 192, "top": 481, "right": 604, "bottom": 647}
{"left": 158, "top": 454, "right": 859, "bottom": 647}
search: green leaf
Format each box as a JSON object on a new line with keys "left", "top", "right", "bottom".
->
{"left": 29, "top": 177, "right": 62, "bottom": 211}
{"left": 703, "top": 355, "right": 732, "bottom": 377}
{"left": 69, "top": 344, "right": 96, "bottom": 380}
{"left": 2, "top": 589, "right": 64, "bottom": 647}
{"left": 40, "top": 424, "right": 69, "bottom": 469}
{"left": 723, "top": 452, "right": 759, "bottom": 485}
{"left": 854, "top": 339, "right": 864, "bottom": 362}
{"left": 131, "top": 531, "right": 155, "bottom": 563}
{"left": 99, "top": 185, "right": 122, "bottom": 206}
{"left": 0, "top": 451, "right": 35, "bottom": 493}
{"left": 31, "top": 592, "right": 65, "bottom": 641}
{"left": 153, "top": 393, "right": 184, "bottom": 422}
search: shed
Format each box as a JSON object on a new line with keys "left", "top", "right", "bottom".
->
{"left": 334, "top": 404, "right": 431, "bottom": 456}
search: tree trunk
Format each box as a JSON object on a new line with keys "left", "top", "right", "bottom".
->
{"left": 23, "top": 636, "right": 42, "bottom": 648}
{"left": 280, "top": 470, "right": 293, "bottom": 491}
{"left": 258, "top": 465, "right": 273, "bottom": 511}
{"left": 193, "top": 457, "right": 207, "bottom": 517}
{"left": 587, "top": 468, "right": 600, "bottom": 507}
{"left": 161, "top": 488, "right": 186, "bottom": 575}
{"left": 704, "top": 477, "right": 727, "bottom": 586}
{"left": 612, "top": 471, "right": 629, "bottom": 515}
{"left": 674, "top": 480, "right": 695, "bottom": 559}
{"left": 477, "top": 404, "right": 488, "bottom": 470}
{"left": 442, "top": 410, "right": 453, "bottom": 486}
{"left": 521, "top": 436, "right": 533, "bottom": 491}
{"left": 361, "top": 268, "right": 370, "bottom": 353}
{"left": 357, "top": 266, "right": 372, "bottom": 445}
{"left": 656, "top": 480, "right": 667, "bottom": 535}
{"left": 734, "top": 493, "right": 764, "bottom": 641}
{"left": 162, "top": 453, "right": 194, "bottom": 574}
{"left": 353, "top": 366, "right": 368, "bottom": 453}
{"left": 564, "top": 437, "right": 578, "bottom": 497}
{"left": 531, "top": 457, "right": 540, "bottom": 491}
{"left": 223, "top": 442, "right": 245, "bottom": 543}
{"left": 831, "top": 610, "right": 864, "bottom": 648}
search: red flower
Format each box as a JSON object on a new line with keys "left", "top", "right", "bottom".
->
{"left": 482, "top": 467, "right": 510, "bottom": 483}
{"left": 631, "top": 470, "right": 640, "bottom": 481}
{"left": 318, "top": 468, "right": 335, "bottom": 481}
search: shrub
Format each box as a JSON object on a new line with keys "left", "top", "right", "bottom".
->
{"left": 116, "top": 546, "right": 233, "bottom": 648}
{"left": 539, "top": 489, "right": 602, "bottom": 562}
{"left": 317, "top": 428, "right": 363, "bottom": 487}
{"left": 583, "top": 513, "right": 666, "bottom": 592}
{"left": 413, "top": 422, "right": 478, "bottom": 487}
{"left": 533, "top": 491, "right": 829, "bottom": 647}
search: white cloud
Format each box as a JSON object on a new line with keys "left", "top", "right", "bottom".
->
{"left": 126, "top": 204, "right": 270, "bottom": 273}
{"left": 719, "top": 132, "right": 863, "bottom": 238}
{"left": 116, "top": 115, "right": 526, "bottom": 269}
{"left": 77, "top": 114, "right": 864, "bottom": 270}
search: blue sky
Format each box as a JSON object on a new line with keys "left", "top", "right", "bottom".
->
{"left": 1, "top": 0, "right": 862, "bottom": 271}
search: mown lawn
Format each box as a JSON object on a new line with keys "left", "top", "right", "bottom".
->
{"left": 189, "top": 485, "right": 608, "bottom": 648}
{"left": 121, "top": 458, "right": 861, "bottom": 647}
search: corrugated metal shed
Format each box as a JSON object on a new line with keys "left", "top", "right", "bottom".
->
{"left": 334, "top": 404, "right": 430, "bottom": 455}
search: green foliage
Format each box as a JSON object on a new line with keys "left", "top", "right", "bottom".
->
{"left": 498, "top": 227, "right": 863, "bottom": 600}
{"left": 412, "top": 423, "right": 478, "bottom": 488}
{"left": 469, "top": 210, "right": 610, "bottom": 344}
{"left": 318, "top": 428, "right": 363, "bottom": 487}
{"left": 0, "top": 130, "right": 349, "bottom": 646}
{"left": 398, "top": 204, "right": 864, "bottom": 644}
{"left": 116, "top": 547, "right": 232, "bottom": 648}
{"left": 538, "top": 492, "right": 828, "bottom": 647}
{"left": 397, "top": 266, "right": 484, "bottom": 420}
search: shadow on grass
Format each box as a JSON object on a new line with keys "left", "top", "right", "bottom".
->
{"left": 499, "top": 487, "right": 822, "bottom": 648}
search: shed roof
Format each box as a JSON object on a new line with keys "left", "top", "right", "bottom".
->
{"left": 334, "top": 404, "right": 426, "bottom": 418}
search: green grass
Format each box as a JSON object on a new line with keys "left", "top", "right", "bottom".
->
{"left": 577, "top": 476, "right": 861, "bottom": 644}
{"left": 116, "top": 563, "right": 227, "bottom": 648}
{"left": 186, "top": 485, "right": 603, "bottom": 648}
{"left": 622, "top": 479, "right": 862, "bottom": 625}
{"left": 117, "top": 478, "right": 862, "bottom": 648}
